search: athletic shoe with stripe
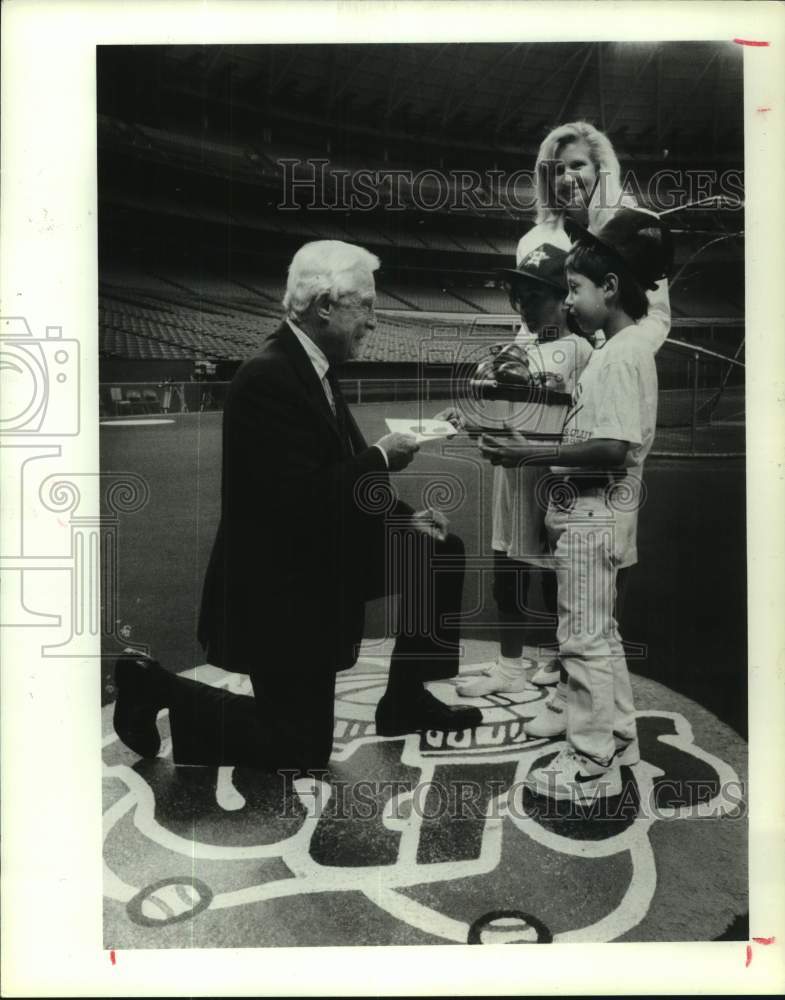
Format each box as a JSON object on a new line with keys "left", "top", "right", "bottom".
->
{"left": 613, "top": 733, "right": 640, "bottom": 765}
{"left": 523, "top": 746, "right": 622, "bottom": 801}
{"left": 529, "top": 658, "right": 561, "bottom": 687}
{"left": 456, "top": 656, "right": 533, "bottom": 697}
{"left": 523, "top": 689, "right": 567, "bottom": 738}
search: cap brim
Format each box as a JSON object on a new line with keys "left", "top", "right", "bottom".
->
{"left": 496, "top": 268, "right": 565, "bottom": 293}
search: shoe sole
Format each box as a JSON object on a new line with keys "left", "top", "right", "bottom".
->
{"left": 112, "top": 698, "right": 162, "bottom": 758}
{"left": 614, "top": 742, "right": 640, "bottom": 766}
{"left": 529, "top": 674, "right": 560, "bottom": 687}
{"left": 523, "top": 774, "right": 622, "bottom": 801}
{"left": 523, "top": 701, "right": 567, "bottom": 739}
{"left": 456, "top": 682, "right": 528, "bottom": 697}
{"left": 375, "top": 711, "right": 482, "bottom": 737}
{"left": 375, "top": 723, "right": 478, "bottom": 737}
{"left": 520, "top": 737, "right": 639, "bottom": 761}
{"left": 523, "top": 723, "right": 566, "bottom": 739}
{"left": 113, "top": 655, "right": 167, "bottom": 757}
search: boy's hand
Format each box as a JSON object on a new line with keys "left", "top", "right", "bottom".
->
{"left": 479, "top": 425, "right": 546, "bottom": 467}
{"left": 410, "top": 507, "right": 449, "bottom": 541}
{"left": 433, "top": 406, "right": 465, "bottom": 430}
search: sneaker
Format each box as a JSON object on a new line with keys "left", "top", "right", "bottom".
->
{"left": 478, "top": 654, "right": 532, "bottom": 675}
{"left": 523, "top": 693, "right": 567, "bottom": 738}
{"left": 524, "top": 746, "right": 622, "bottom": 801}
{"left": 529, "top": 658, "right": 561, "bottom": 687}
{"left": 456, "top": 657, "right": 531, "bottom": 698}
{"left": 613, "top": 733, "right": 640, "bottom": 766}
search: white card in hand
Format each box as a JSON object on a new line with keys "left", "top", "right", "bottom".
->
{"left": 385, "top": 418, "right": 458, "bottom": 442}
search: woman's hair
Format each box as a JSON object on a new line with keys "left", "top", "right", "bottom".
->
{"left": 565, "top": 243, "right": 649, "bottom": 321}
{"left": 534, "top": 121, "right": 630, "bottom": 229}
{"left": 283, "top": 240, "right": 380, "bottom": 321}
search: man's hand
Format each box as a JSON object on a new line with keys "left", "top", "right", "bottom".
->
{"left": 410, "top": 507, "right": 449, "bottom": 542}
{"left": 478, "top": 426, "right": 549, "bottom": 467}
{"left": 479, "top": 429, "right": 627, "bottom": 469}
{"left": 433, "top": 406, "right": 465, "bottom": 430}
{"left": 376, "top": 432, "right": 420, "bottom": 471}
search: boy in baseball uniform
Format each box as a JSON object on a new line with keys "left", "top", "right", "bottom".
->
{"left": 479, "top": 208, "right": 672, "bottom": 801}
{"left": 456, "top": 243, "right": 592, "bottom": 698}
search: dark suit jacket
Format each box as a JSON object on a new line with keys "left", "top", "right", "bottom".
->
{"left": 198, "top": 322, "right": 411, "bottom": 675}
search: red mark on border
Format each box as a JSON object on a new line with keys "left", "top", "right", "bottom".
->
{"left": 747, "top": 936, "right": 775, "bottom": 966}
{"left": 733, "top": 38, "right": 770, "bottom": 47}
{"left": 110, "top": 950, "right": 116, "bottom": 965}
{"left": 757, "top": 107, "right": 771, "bottom": 113}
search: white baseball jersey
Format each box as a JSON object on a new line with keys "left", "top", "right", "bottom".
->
{"left": 491, "top": 333, "right": 593, "bottom": 565}
{"left": 553, "top": 324, "right": 659, "bottom": 567}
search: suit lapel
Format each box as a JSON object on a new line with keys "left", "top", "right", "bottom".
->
{"left": 274, "top": 323, "right": 344, "bottom": 447}
{"left": 342, "top": 401, "right": 366, "bottom": 453}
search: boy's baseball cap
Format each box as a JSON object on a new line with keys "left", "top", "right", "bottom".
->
{"left": 497, "top": 242, "right": 568, "bottom": 294}
{"left": 565, "top": 207, "right": 673, "bottom": 291}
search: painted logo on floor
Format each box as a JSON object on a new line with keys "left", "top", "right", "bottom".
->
{"left": 332, "top": 665, "right": 551, "bottom": 757}
{"left": 103, "top": 659, "right": 747, "bottom": 945}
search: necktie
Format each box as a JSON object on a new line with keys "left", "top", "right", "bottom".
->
{"left": 325, "top": 368, "right": 355, "bottom": 456}
{"left": 322, "top": 372, "right": 337, "bottom": 416}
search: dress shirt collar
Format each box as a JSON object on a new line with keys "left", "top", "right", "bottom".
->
{"left": 287, "top": 318, "right": 331, "bottom": 381}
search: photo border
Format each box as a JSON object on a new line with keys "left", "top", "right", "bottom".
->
{"left": 2, "top": 1, "right": 783, "bottom": 995}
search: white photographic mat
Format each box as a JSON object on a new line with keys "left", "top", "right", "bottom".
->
{"left": 1, "top": 1, "right": 784, "bottom": 996}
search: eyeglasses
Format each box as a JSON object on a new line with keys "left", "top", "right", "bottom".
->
{"left": 334, "top": 293, "right": 376, "bottom": 314}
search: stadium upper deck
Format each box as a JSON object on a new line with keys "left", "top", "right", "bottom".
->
{"left": 97, "top": 42, "right": 744, "bottom": 369}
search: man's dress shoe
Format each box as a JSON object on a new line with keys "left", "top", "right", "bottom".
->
{"left": 113, "top": 652, "right": 171, "bottom": 757}
{"left": 375, "top": 688, "right": 482, "bottom": 737}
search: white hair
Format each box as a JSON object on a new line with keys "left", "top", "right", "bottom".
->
{"left": 282, "top": 240, "right": 381, "bottom": 320}
{"left": 534, "top": 121, "right": 633, "bottom": 229}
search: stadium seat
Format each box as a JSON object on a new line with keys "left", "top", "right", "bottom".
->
{"left": 124, "top": 390, "right": 146, "bottom": 415}
{"left": 460, "top": 287, "right": 514, "bottom": 314}
{"left": 143, "top": 389, "right": 162, "bottom": 413}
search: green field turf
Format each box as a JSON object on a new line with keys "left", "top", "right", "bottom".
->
{"left": 100, "top": 401, "right": 747, "bottom": 736}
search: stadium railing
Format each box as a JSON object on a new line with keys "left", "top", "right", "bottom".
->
{"left": 100, "top": 339, "right": 744, "bottom": 457}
